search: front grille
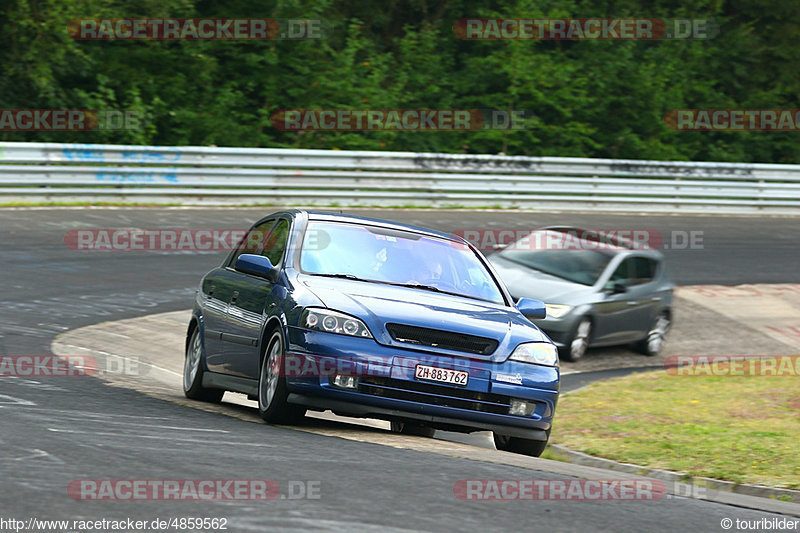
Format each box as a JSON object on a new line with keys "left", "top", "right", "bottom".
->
{"left": 385, "top": 323, "right": 498, "bottom": 355}
{"left": 359, "top": 376, "right": 511, "bottom": 415}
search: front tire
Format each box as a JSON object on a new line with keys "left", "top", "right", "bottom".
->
{"left": 560, "top": 318, "right": 592, "bottom": 362}
{"left": 183, "top": 327, "right": 224, "bottom": 403}
{"left": 635, "top": 312, "right": 671, "bottom": 356}
{"left": 493, "top": 431, "right": 549, "bottom": 457}
{"left": 257, "top": 330, "right": 306, "bottom": 424}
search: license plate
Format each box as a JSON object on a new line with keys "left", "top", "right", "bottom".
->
{"left": 414, "top": 364, "right": 468, "bottom": 386}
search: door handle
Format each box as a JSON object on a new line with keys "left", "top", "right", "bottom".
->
{"left": 626, "top": 301, "right": 638, "bottom": 306}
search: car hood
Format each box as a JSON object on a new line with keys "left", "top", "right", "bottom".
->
{"left": 298, "top": 274, "right": 548, "bottom": 362}
{"left": 488, "top": 255, "right": 596, "bottom": 303}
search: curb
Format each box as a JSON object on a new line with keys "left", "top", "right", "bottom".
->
{"left": 549, "top": 444, "right": 800, "bottom": 504}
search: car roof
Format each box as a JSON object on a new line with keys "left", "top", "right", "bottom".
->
{"left": 536, "top": 226, "right": 663, "bottom": 256}
{"left": 267, "top": 209, "right": 469, "bottom": 245}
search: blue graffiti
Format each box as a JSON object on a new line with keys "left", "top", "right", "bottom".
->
{"left": 95, "top": 171, "right": 179, "bottom": 183}
{"left": 62, "top": 145, "right": 182, "bottom": 163}
{"left": 63, "top": 149, "right": 107, "bottom": 162}
{"left": 121, "top": 148, "right": 182, "bottom": 163}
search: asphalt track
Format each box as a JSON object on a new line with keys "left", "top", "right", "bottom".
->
{"left": 2, "top": 207, "right": 799, "bottom": 532}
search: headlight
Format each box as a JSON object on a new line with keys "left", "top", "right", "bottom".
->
{"left": 301, "top": 308, "right": 373, "bottom": 338}
{"left": 545, "top": 303, "right": 572, "bottom": 319}
{"left": 509, "top": 342, "right": 559, "bottom": 367}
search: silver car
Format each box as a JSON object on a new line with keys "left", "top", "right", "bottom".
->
{"left": 488, "top": 227, "right": 674, "bottom": 362}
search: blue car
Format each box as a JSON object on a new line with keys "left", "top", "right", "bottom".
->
{"left": 183, "top": 210, "right": 559, "bottom": 456}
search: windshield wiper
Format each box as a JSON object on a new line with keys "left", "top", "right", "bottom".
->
{"left": 388, "top": 281, "right": 496, "bottom": 303}
{"left": 310, "top": 273, "right": 368, "bottom": 281}
{"left": 310, "top": 275, "right": 498, "bottom": 302}
{"left": 388, "top": 281, "right": 444, "bottom": 293}
{"left": 309, "top": 273, "right": 444, "bottom": 291}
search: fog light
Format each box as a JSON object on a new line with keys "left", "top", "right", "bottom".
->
{"left": 332, "top": 374, "right": 359, "bottom": 390}
{"left": 509, "top": 399, "right": 536, "bottom": 416}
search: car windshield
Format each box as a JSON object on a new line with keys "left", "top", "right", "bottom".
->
{"left": 300, "top": 221, "right": 505, "bottom": 304}
{"left": 499, "top": 246, "right": 614, "bottom": 286}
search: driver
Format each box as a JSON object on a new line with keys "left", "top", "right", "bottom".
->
{"left": 408, "top": 254, "right": 443, "bottom": 284}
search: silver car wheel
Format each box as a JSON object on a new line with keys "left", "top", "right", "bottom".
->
{"left": 570, "top": 319, "right": 591, "bottom": 361}
{"left": 183, "top": 329, "right": 202, "bottom": 392}
{"left": 259, "top": 335, "right": 282, "bottom": 411}
{"left": 646, "top": 314, "right": 671, "bottom": 354}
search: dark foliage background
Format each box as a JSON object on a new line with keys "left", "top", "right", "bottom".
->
{"left": 2, "top": 0, "right": 799, "bottom": 162}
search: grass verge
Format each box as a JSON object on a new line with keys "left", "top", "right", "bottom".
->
{"left": 550, "top": 370, "right": 800, "bottom": 489}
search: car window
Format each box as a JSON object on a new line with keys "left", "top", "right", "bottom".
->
{"left": 263, "top": 219, "right": 290, "bottom": 265}
{"left": 498, "top": 248, "right": 613, "bottom": 286}
{"left": 610, "top": 257, "right": 657, "bottom": 285}
{"left": 632, "top": 257, "right": 658, "bottom": 283}
{"left": 227, "top": 218, "right": 276, "bottom": 267}
{"left": 300, "top": 221, "right": 505, "bottom": 304}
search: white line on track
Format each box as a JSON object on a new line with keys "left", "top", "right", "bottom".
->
{"left": 9, "top": 406, "right": 171, "bottom": 419}
{"left": 64, "top": 419, "right": 231, "bottom": 432}
{"left": 0, "top": 394, "right": 36, "bottom": 406}
{"left": 58, "top": 343, "right": 183, "bottom": 377}
{"left": 9, "top": 449, "right": 58, "bottom": 462}
{"left": 46, "top": 428, "right": 274, "bottom": 447}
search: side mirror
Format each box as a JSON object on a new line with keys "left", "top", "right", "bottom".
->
{"left": 603, "top": 281, "right": 627, "bottom": 294}
{"left": 235, "top": 254, "right": 279, "bottom": 282}
{"left": 516, "top": 298, "right": 546, "bottom": 320}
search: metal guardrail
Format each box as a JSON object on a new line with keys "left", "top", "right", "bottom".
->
{"left": 1, "top": 142, "right": 799, "bottom": 213}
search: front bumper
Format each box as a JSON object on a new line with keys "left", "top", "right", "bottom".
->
{"left": 285, "top": 326, "right": 559, "bottom": 439}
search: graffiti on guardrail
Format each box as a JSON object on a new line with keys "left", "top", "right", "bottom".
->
{"left": 413, "top": 156, "right": 538, "bottom": 171}
{"left": 61, "top": 147, "right": 182, "bottom": 163}
{"left": 94, "top": 171, "right": 179, "bottom": 183}
{"left": 0, "top": 143, "right": 796, "bottom": 213}
{"left": 608, "top": 162, "right": 753, "bottom": 177}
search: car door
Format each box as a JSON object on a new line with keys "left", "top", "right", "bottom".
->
{"left": 592, "top": 256, "right": 654, "bottom": 344}
{"left": 207, "top": 218, "right": 277, "bottom": 376}
{"left": 223, "top": 218, "right": 291, "bottom": 379}
{"left": 626, "top": 257, "right": 661, "bottom": 335}
{"left": 198, "top": 267, "right": 234, "bottom": 373}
